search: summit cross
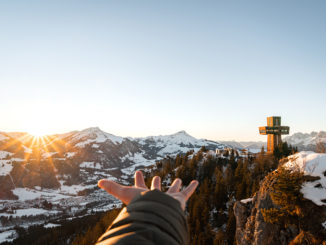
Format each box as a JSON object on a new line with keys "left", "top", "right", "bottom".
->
{"left": 259, "top": 116, "right": 290, "bottom": 153}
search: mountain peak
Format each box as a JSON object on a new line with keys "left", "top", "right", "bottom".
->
{"left": 82, "top": 127, "right": 103, "bottom": 133}
{"left": 175, "top": 130, "right": 188, "bottom": 135}
{"left": 71, "top": 127, "right": 123, "bottom": 146}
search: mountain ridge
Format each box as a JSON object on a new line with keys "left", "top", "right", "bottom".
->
{"left": 0, "top": 127, "right": 227, "bottom": 236}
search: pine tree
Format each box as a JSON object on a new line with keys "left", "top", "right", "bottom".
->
{"left": 262, "top": 167, "right": 304, "bottom": 227}
{"left": 214, "top": 168, "right": 227, "bottom": 210}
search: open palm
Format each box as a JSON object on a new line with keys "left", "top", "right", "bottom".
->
{"left": 98, "top": 171, "right": 198, "bottom": 210}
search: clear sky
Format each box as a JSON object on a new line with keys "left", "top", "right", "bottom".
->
{"left": 0, "top": 0, "right": 325, "bottom": 141}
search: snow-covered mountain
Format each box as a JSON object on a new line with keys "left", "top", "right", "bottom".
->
{"left": 220, "top": 140, "right": 266, "bottom": 151}
{"left": 1, "top": 127, "right": 226, "bottom": 192}
{"left": 284, "top": 131, "right": 326, "bottom": 151}
{"left": 0, "top": 127, "right": 226, "bottom": 238}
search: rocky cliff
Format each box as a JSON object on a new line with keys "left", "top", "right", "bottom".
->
{"left": 234, "top": 152, "right": 326, "bottom": 245}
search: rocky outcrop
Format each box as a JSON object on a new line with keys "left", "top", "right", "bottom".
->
{"left": 234, "top": 172, "right": 286, "bottom": 245}
{"left": 233, "top": 171, "right": 326, "bottom": 245}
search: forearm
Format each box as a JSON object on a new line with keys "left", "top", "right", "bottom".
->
{"left": 96, "top": 190, "right": 189, "bottom": 245}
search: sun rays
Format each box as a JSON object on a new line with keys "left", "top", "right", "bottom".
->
{"left": 1, "top": 132, "right": 68, "bottom": 167}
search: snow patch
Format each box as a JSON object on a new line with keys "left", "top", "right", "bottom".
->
{"left": 66, "top": 152, "right": 76, "bottom": 158}
{"left": 44, "top": 223, "right": 61, "bottom": 228}
{"left": 0, "top": 151, "right": 12, "bottom": 159}
{"left": 80, "top": 161, "right": 102, "bottom": 169}
{"left": 322, "top": 221, "right": 326, "bottom": 229}
{"left": 240, "top": 198, "right": 253, "bottom": 204}
{"left": 0, "top": 230, "right": 17, "bottom": 243}
{"left": 0, "top": 160, "right": 13, "bottom": 176}
{"left": 75, "top": 139, "right": 94, "bottom": 148}
{"left": 60, "top": 181, "right": 95, "bottom": 195}
{"left": 11, "top": 158, "right": 24, "bottom": 162}
{"left": 42, "top": 152, "right": 57, "bottom": 158}
{"left": 284, "top": 151, "right": 326, "bottom": 206}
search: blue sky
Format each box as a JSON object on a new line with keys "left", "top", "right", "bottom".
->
{"left": 0, "top": 0, "right": 325, "bottom": 141}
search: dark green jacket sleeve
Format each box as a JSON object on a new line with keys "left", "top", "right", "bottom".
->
{"left": 96, "top": 190, "right": 189, "bottom": 245}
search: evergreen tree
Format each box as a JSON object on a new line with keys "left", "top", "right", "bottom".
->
{"left": 262, "top": 167, "right": 304, "bottom": 227}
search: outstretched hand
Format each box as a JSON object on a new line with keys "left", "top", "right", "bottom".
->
{"left": 98, "top": 171, "right": 198, "bottom": 210}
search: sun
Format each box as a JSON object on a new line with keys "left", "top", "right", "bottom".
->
{"left": 27, "top": 127, "right": 49, "bottom": 138}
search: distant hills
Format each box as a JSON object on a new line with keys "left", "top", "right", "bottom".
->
{"left": 1, "top": 127, "right": 227, "bottom": 173}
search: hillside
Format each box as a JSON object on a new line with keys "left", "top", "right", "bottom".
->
{"left": 69, "top": 147, "right": 282, "bottom": 245}
{"left": 68, "top": 149, "right": 326, "bottom": 245}
{"left": 0, "top": 128, "right": 226, "bottom": 243}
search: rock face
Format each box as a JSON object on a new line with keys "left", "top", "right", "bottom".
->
{"left": 234, "top": 172, "right": 287, "bottom": 245}
{"left": 234, "top": 170, "right": 326, "bottom": 245}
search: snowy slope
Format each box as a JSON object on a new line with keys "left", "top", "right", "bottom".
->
{"left": 284, "top": 151, "right": 326, "bottom": 206}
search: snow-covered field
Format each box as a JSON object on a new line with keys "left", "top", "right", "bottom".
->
{"left": 284, "top": 151, "right": 326, "bottom": 206}
{"left": 0, "top": 208, "right": 60, "bottom": 218}
{"left": 13, "top": 188, "right": 68, "bottom": 201}
{"left": 0, "top": 230, "right": 17, "bottom": 243}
